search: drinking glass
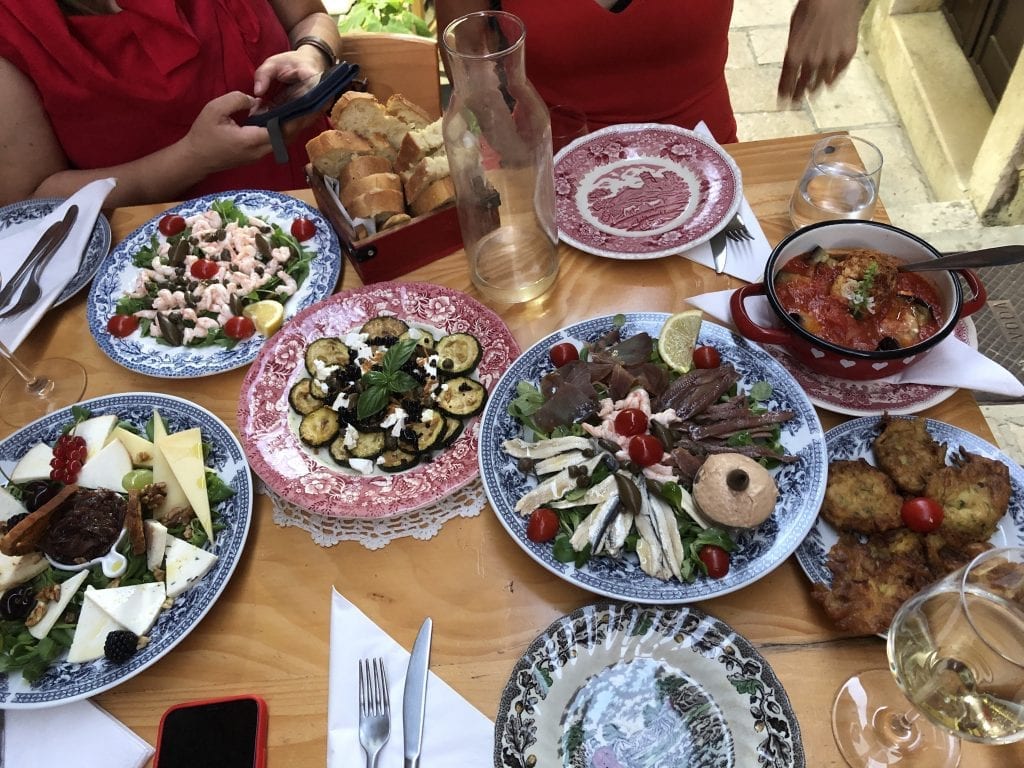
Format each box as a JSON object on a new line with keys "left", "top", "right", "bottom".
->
{"left": 832, "top": 547, "right": 1024, "bottom": 767}
{"left": 789, "top": 135, "right": 883, "bottom": 229}
{"left": 0, "top": 339, "right": 87, "bottom": 427}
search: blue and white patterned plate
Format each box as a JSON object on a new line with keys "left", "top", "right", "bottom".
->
{"left": 495, "top": 602, "right": 804, "bottom": 767}
{"left": 86, "top": 189, "right": 340, "bottom": 378}
{"left": 0, "top": 393, "right": 253, "bottom": 708}
{"left": 0, "top": 197, "right": 111, "bottom": 305}
{"left": 478, "top": 313, "right": 828, "bottom": 604}
{"left": 795, "top": 416, "right": 1024, "bottom": 587}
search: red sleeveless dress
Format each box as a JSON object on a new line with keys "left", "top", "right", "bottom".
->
{"left": 500, "top": 0, "right": 737, "bottom": 144}
{"left": 0, "top": 0, "right": 323, "bottom": 196}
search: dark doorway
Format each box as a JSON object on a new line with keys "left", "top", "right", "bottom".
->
{"left": 943, "top": 0, "right": 1024, "bottom": 108}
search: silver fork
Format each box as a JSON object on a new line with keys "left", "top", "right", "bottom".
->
{"left": 724, "top": 213, "right": 754, "bottom": 243}
{"left": 358, "top": 657, "right": 391, "bottom": 768}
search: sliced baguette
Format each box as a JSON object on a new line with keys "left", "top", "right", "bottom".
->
{"left": 394, "top": 119, "right": 445, "bottom": 173}
{"left": 340, "top": 172, "right": 403, "bottom": 210}
{"left": 385, "top": 94, "right": 433, "bottom": 129}
{"left": 305, "top": 130, "right": 374, "bottom": 178}
{"left": 403, "top": 154, "right": 451, "bottom": 206}
{"left": 381, "top": 213, "right": 412, "bottom": 230}
{"left": 346, "top": 188, "right": 407, "bottom": 225}
{"left": 337, "top": 154, "right": 393, "bottom": 187}
{"left": 410, "top": 176, "right": 456, "bottom": 217}
{"left": 331, "top": 91, "right": 409, "bottom": 151}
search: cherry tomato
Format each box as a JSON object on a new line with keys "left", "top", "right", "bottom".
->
{"left": 693, "top": 346, "right": 721, "bottom": 369}
{"left": 190, "top": 259, "right": 220, "bottom": 280}
{"left": 698, "top": 545, "right": 730, "bottom": 579}
{"left": 224, "top": 315, "right": 256, "bottom": 340}
{"left": 106, "top": 314, "right": 139, "bottom": 338}
{"left": 614, "top": 408, "right": 649, "bottom": 437}
{"left": 291, "top": 217, "right": 316, "bottom": 241}
{"left": 901, "top": 497, "right": 944, "bottom": 533}
{"left": 526, "top": 507, "right": 559, "bottom": 543}
{"left": 628, "top": 434, "right": 663, "bottom": 467}
{"left": 158, "top": 214, "right": 186, "bottom": 237}
{"left": 549, "top": 342, "right": 579, "bottom": 368}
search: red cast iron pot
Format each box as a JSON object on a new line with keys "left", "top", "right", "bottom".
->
{"left": 730, "top": 220, "right": 987, "bottom": 381}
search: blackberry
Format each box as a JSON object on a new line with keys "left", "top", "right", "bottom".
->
{"left": 104, "top": 630, "right": 139, "bottom": 663}
{"left": 4, "top": 511, "right": 28, "bottom": 532}
{"left": 0, "top": 584, "right": 37, "bottom": 620}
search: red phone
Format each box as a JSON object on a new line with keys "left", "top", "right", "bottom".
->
{"left": 154, "top": 695, "right": 268, "bottom": 768}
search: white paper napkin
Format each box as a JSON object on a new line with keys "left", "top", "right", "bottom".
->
{"left": 0, "top": 178, "right": 116, "bottom": 351}
{"left": 687, "top": 288, "right": 1024, "bottom": 398}
{"left": 4, "top": 699, "right": 154, "bottom": 768}
{"left": 327, "top": 589, "right": 493, "bottom": 767}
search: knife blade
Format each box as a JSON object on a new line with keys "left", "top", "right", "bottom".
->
{"left": 0, "top": 205, "right": 78, "bottom": 313}
{"left": 710, "top": 228, "right": 728, "bottom": 274}
{"left": 0, "top": 205, "right": 79, "bottom": 319}
{"left": 403, "top": 617, "right": 432, "bottom": 768}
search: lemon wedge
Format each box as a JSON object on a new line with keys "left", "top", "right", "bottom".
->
{"left": 658, "top": 310, "right": 703, "bottom": 373}
{"left": 242, "top": 300, "right": 285, "bottom": 336}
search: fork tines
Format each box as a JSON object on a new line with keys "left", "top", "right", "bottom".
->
{"left": 358, "top": 657, "right": 389, "bottom": 715}
{"left": 724, "top": 214, "right": 754, "bottom": 243}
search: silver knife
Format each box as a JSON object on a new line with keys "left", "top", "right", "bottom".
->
{"left": 403, "top": 617, "right": 432, "bottom": 768}
{"left": 710, "top": 228, "right": 728, "bottom": 274}
{"left": 0, "top": 206, "right": 77, "bottom": 311}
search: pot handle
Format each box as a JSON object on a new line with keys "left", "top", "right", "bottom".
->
{"left": 956, "top": 269, "right": 987, "bottom": 317}
{"left": 730, "top": 284, "right": 796, "bottom": 346}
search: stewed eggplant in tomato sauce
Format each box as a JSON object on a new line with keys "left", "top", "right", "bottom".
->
{"left": 774, "top": 246, "right": 942, "bottom": 352}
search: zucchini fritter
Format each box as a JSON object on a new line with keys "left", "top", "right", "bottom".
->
{"left": 923, "top": 447, "right": 1011, "bottom": 548}
{"left": 821, "top": 458, "right": 903, "bottom": 534}
{"left": 873, "top": 415, "right": 947, "bottom": 495}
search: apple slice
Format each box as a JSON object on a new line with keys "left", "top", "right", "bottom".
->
{"left": 73, "top": 414, "right": 118, "bottom": 461}
{"left": 10, "top": 443, "right": 54, "bottom": 484}
{"left": 76, "top": 439, "right": 133, "bottom": 491}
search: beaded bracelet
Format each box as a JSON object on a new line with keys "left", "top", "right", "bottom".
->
{"left": 293, "top": 35, "right": 337, "bottom": 69}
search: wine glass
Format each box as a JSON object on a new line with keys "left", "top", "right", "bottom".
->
{"left": 0, "top": 338, "right": 86, "bottom": 427}
{"left": 832, "top": 546, "right": 1024, "bottom": 767}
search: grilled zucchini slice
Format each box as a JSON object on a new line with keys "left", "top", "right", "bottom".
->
{"left": 298, "top": 406, "right": 340, "bottom": 447}
{"left": 377, "top": 447, "right": 419, "bottom": 472}
{"left": 305, "top": 337, "right": 350, "bottom": 378}
{"left": 289, "top": 378, "right": 325, "bottom": 415}
{"left": 328, "top": 429, "right": 385, "bottom": 465}
{"left": 361, "top": 316, "right": 409, "bottom": 342}
{"left": 435, "top": 377, "right": 487, "bottom": 417}
{"left": 435, "top": 333, "right": 482, "bottom": 377}
{"left": 398, "top": 411, "right": 446, "bottom": 454}
{"left": 438, "top": 415, "right": 464, "bottom": 448}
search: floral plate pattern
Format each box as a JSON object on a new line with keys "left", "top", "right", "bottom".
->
{"left": 554, "top": 124, "right": 742, "bottom": 260}
{"left": 794, "top": 416, "right": 1024, "bottom": 588}
{"left": 0, "top": 393, "right": 253, "bottom": 708}
{"left": 478, "top": 313, "right": 828, "bottom": 604}
{"left": 86, "top": 189, "right": 340, "bottom": 378}
{"left": 238, "top": 281, "right": 520, "bottom": 519}
{"left": 0, "top": 196, "right": 111, "bottom": 306}
{"left": 495, "top": 602, "right": 804, "bottom": 768}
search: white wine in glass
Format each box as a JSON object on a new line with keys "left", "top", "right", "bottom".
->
{"left": 0, "top": 339, "right": 87, "bottom": 427}
{"left": 832, "top": 546, "right": 1024, "bottom": 767}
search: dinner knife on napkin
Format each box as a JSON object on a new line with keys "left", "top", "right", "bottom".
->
{"left": 403, "top": 618, "right": 431, "bottom": 768}
{"left": 709, "top": 228, "right": 728, "bottom": 275}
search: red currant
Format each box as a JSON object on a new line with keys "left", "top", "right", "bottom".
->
{"left": 49, "top": 434, "right": 87, "bottom": 483}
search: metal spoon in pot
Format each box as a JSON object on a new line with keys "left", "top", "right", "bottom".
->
{"left": 899, "top": 244, "right": 1024, "bottom": 272}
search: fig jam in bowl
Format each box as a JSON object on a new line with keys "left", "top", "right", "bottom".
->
{"left": 730, "top": 220, "right": 986, "bottom": 380}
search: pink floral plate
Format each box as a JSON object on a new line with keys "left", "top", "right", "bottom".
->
{"left": 238, "top": 281, "right": 520, "bottom": 519}
{"left": 766, "top": 318, "right": 977, "bottom": 417}
{"left": 554, "top": 123, "right": 742, "bottom": 260}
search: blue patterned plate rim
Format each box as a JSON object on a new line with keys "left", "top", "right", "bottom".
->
{"left": 0, "top": 392, "right": 253, "bottom": 708}
{"left": 85, "top": 189, "right": 340, "bottom": 378}
{"left": 478, "top": 312, "right": 828, "bottom": 604}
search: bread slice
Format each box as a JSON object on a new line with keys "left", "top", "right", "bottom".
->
{"left": 394, "top": 119, "right": 445, "bottom": 173}
{"left": 381, "top": 213, "right": 412, "bottom": 230}
{"left": 386, "top": 94, "right": 433, "bottom": 129}
{"left": 337, "top": 154, "right": 393, "bottom": 187}
{"left": 331, "top": 91, "right": 409, "bottom": 151}
{"left": 346, "top": 188, "right": 407, "bottom": 225}
{"left": 340, "top": 172, "right": 403, "bottom": 210}
{"left": 305, "top": 130, "right": 373, "bottom": 178}
{"left": 403, "top": 154, "right": 451, "bottom": 206}
{"left": 410, "top": 176, "right": 456, "bottom": 217}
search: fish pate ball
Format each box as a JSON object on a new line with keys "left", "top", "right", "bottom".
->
{"left": 692, "top": 453, "right": 778, "bottom": 528}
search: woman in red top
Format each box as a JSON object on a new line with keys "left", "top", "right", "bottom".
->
{"left": 0, "top": 0, "right": 341, "bottom": 207}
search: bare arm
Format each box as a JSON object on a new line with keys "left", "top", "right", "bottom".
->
{"left": 256, "top": 1, "right": 342, "bottom": 97}
{"left": 778, "top": 0, "right": 867, "bottom": 103}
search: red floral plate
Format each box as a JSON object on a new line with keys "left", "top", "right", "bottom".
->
{"left": 238, "top": 281, "right": 520, "bottom": 519}
{"left": 554, "top": 123, "right": 742, "bottom": 260}
{"left": 767, "top": 319, "right": 978, "bottom": 417}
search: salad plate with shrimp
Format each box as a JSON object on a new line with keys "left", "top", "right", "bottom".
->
{"left": 478, "top": 312, "right": 828, "bottom": 604}
{"left": 86, "top": 190, "right": 340, "bottom": 378}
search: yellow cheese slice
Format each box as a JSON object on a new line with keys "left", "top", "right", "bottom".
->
{"left": 157, "top": 428, "right": 213, "bottom": 544}
{"left": 150, "top": 409, "right": 190, "bottom": 521}
{"left": 109, "top": 426, "right": 156, "bottom": 467}
{"left": 28, "top": 569, "right": 89, "bottom": 640}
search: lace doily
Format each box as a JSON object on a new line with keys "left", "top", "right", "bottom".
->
{"left": 259, "top": 477, "right": 488, "bottom": 549}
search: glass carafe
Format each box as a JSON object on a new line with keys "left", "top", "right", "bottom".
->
{"left": 441, "top": 10, "right": 559, "bottom": 304}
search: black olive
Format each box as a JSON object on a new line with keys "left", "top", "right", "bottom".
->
{"left": 0, "top": 584, "right": 37, "bottom": 620}
{"left": 876, "top": 337, "right": 900, "bottom": 351}
{"left": 516, "top": 457, "right": 535, "bottom": 473}
{"left": 613, "top": 473, "right": 642, "bottom": 515}
{"left": 4, "top": 511, "right": 28, "bottom": 532}
{"left": 726, "top": 469, "right": 750, "bottom": 491}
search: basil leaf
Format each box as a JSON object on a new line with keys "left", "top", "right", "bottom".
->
{"left": 382, "top": 337, "right": 418, "bottom": 372}
{"left": 357, "top": 386, "right": 389, "bottom": 420}
{"left": 387, "top": 370, "right": 419, "bottom": 394}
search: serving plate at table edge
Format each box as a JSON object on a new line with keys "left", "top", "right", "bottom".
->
{"left": 86, "top": 189, "right": 340, "bottom": 378}
{"left": 553, "top": 123, "right": 742, "bottom": 261}
{"left": 767, "top": 318, "right": 978, "bottom": 417}
{"left": 495, "top": 602, "right": 804, "bottom": 768}
{"left": 0, "top": 392, "right": 253, "bottom": 708}
{"left": 478, "top": 313, "right": 828, "bottom": 604}
{"left": 238, "top": 280, "right": 520, "bottom": 519}
{"left": 795, "top": 415, "right": 1024, "bottom": 590}
{"left": 0, "top": 196, "right": 111, "bottom": 306}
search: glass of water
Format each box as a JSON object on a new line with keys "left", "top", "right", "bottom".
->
{"left": 789, "top": 135, "right": 883, "bottom": 229}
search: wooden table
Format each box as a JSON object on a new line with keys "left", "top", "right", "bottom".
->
{"left": 7, "top": 133, "right": 1022, "bottom": 767}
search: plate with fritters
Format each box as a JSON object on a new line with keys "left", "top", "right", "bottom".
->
{"left": 795, "top": 416, "right": 1024, "bottom": 635}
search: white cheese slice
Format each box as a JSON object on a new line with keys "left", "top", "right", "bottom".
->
{"left": 0, "top": 551, "right": 49, "bottom": 592}
{"left": 157, "top": 428, "right": 213, "bottom": 544}
{"left": 164, "top": 537, "right": 218, "bottom": 598}
{"left": 0, "top": 485, "right": 27, "bottom": 521}
{"left": 109, "top": 427, "right": 156, "bottom": 468}
{"left": 150, "top": 409, "right": 190, "bottom": 521}
{"left": 10, "top": 443, "right": 54, "bottom": 484}
{"left": 28, "top": 569, "right": 89, "bottom": 640}
{"left": 87, "top": 581, "right": 166, "bottom": 637}
{"left": 76, "top": 439, "right": 133, "bottom": 491}
{"left": 66, "top": 587, "right": 127, "bottom": 664}
{"left": 144, "top": 519, "right": 169, "bottom": 571}
{"left": 73, "top": 414, "right": 119, "bottom": 461}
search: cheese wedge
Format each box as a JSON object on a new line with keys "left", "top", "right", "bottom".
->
{"left": 144, "top": 519, "right": 169, "bottom": 571}
{"left": 0, "top": 485, "right": 27, "bottom": 521}
{"left": 157, "top": 428, "right": 213, "bottom": 543}
{"left": 28, "top": 570, "right": 89, "bottom": 640}
{"left": 0, "top": 551, "right": 49, "bottom": 592}
{"left": 73, "top": 414, "right": 119, "bottom": 461}
{"left": 67, "top": 587, "right": 127, "bottom": 664}
{"left": 76, "top": 439, "right": 133, "bottom": 491}
{"left": 87, "top": 581, "right": 166, "bottom": 637}
{"left": 165, "top": 537, "right": 218, "bottom": 598}
{"left": 150, "top": 409, "right": 189, "bottom": 521}
{"left": 10, "top": 443, "right": 54, "bottom": 484}
{"left": 109, "top": 427, "right": 155, "bottom": 467}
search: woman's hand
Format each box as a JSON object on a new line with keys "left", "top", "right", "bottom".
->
{"left": 778, "top": 0, "right": 867, "bottom": 103}
{"left": 178, "top": 91, "right": 274, "bottom": 176}
{"left": 252, "top": 47, "right": 326, "bottom": 101}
